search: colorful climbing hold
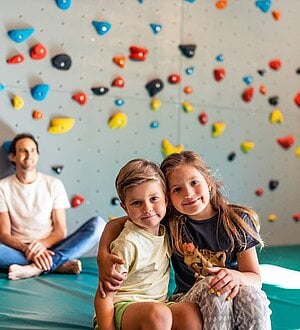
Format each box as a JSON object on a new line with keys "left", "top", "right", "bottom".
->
{"left": 242, "top": 87, "right": 254, "bottom": 102}
{"left": 32, "top": 110, "right": 44, "bottom": 120}
{"left": 150, "top": 99, "right": 161, "bottom": 111}
{"left": 179, "top": 44, "right": 196, "bottom": 58}
{"left": 55, "top": 0, "right": 72, "bottom": 10}
{"left": 145, "top": 79, "right": 164, "bottom": 97}
{"left": 111, "top": 197, "right": 120, "bottom": 206}
{"left": 240, "top": 141, "right": 255, "bottom": 153}
{"left": 185, "top": 66, "right": 194, "bottom": 75}
{"left": 216, "top": 54, "right": 224, "bottom": 62}
{"left": 199, "top": 112, "right": 208, "bottom": 125}
{"left": 277, "top": 135, "right": 295, "bottom": 149}
{"left": 113, "top": 56, "right": 126, "bottom": 68}
{"left": 71, "top": 195, "right": 85, "bottom": 208}
{"left": 269, "top": 59, "right": 281, "bottom": 71}
{"left": 31, "top": 84, "right": 50, "bottom": 101}
{"left": 272, "top": 10, "right": 281, "bottom": 20}
{"left": 182, "top": 101, "right": 195, "bottom": 113}
{"left": 0, "top": 83, "right": 5, "bottom": 91}
{"left": 215, "top": 0, "right": 228, "bottom": 10}
{"left": 268, "top": 214, "right": 277, "bottom": 222}
{"left": 92, "top": 21, "right": 111, "bottom": 36}
{"left": 12, "top": 95, "right": 24, "bottom": 110}
{"left": 295, "top": 147, "right": 300, "bottom": 157}
{"left": 91, "top": 86, "right": 109, "bottom": 96}
{"left": 292, "top": 213, "right": 300, "bottom": 222}
{"left": 2, "top": 141, "right": 12, "bottom": 154}
{"left": 294, "top": 92, "right": 300, "bottom": 108}
{"left": 108, "top": 112, "right": 128, "bottom": 129}
{"left": 115, "top": 99, "right": 125, "bottom": 107}
{"left": 214, "top": 68, "right": 225, "bottom": 82}
{"left": 243, "top": 76, "right": 253, "bottom": 86}
{"left": 150, "top": 120, "right": 159, "bottom": 129}
{"left": 111, "top": 77, "right": 125, "bottom": 88}
{"left": 7, "top": 27, "right": 35, "bottom": 43}
{"left": 161, "top": 139, "right": 184, "bottom": 157}
{"left": 168, "top": 74, "right": 181, "bottom": 84}
{"left": 150, "top": 23, "right": 162, "bottom": 34}
{"left": 129, "top": 46, "right": 148, "bottom": 61}
{"left": 72, "top": 92, "right": 87, "bottom": 105}
{"left": 183, "top": 86, "right": 193, "bottom": 94}
{"left": 269, "top": 109, "right": 283, "bottom": 124}
{"left": 255, "top": 188, "right": 264, "bottom": 197}
{"left": 51, "top": 54, "right": 72, "bottom": 70}
{"left": 48, "top": 117, "right": 75, "bottom": 134}
{"left": 269, "top": 179, "right": 279, "bottom": 191}
{"left": 259, "top": 85, "right": 267, "bottom": 95}
{"left": 7, "top": 54, "right": 25, "bottom": 64}
{"left": 30, "top": 43, "right": 47, "bottom": 60}
{"left": 52, "top": 165, "right": 64, "bottom": 174}
{"left": 255, "top": 1, "right": 272, "bottom": 13}
{"left": 212, "top": 122, "right": 226, "bottom": 137}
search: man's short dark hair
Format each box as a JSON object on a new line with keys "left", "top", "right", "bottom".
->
{"left": 9, "top": 133, "right": 40, "bottom": 156}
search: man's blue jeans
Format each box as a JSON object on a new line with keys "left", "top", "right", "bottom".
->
{"left": 0, "top": 216, "right": 105, "bottom": 272}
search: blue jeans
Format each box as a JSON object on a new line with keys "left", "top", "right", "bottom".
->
{"left": 0, "top": 216, "right": 105, "bottom": 272}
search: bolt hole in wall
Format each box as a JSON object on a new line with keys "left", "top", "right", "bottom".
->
{"left": 0, "top": 0, "right": 299, "bottom": 258}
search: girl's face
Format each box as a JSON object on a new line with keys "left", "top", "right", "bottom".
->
{"left": 121, "top": 180, "right": 167, "bottom": 235}
{"left": 167, "top": 164, "right": 215, "bottom": 220}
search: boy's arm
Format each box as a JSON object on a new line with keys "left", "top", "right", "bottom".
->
{"left": 97, "top": 216, "right": 128, "bottom": 296}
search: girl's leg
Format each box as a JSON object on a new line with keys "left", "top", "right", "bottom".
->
{"left": 177, "top": 277, "right": 233, "bottom": 330}
{"left": 122, "top": 302, "right": 172, "bottom": 330}
{"left": 169, "top": 301, "right": 203, "bottom": 330}
{"left": 49, "top": 216, "right": 105, "bottom": 271}
{"left": 233, "top": 285, "right": 272, "bottom": 330}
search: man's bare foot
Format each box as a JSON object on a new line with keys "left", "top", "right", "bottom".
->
{"left": 56, "top": 259, "right": 82, "bottom": 274}
{"left": 8, "top": 264, "right": 43, "bottom": 280}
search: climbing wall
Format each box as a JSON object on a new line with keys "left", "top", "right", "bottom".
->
{"left": 0, "top": 0, "right": 299, "bottom": 255}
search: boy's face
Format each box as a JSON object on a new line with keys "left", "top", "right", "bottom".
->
{"left": 121, "top": 180, "right": 167, "bottom": 235}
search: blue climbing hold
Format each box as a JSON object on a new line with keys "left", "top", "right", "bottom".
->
{"left": 92, "top": 21, "right": 111, "bottom": 36}
{"left": 2, "top": 141, "right": 11, "bottom": 154}
{"left": 55, "top": 0, "right": 72, "bottom": 10}
{"left": 255, "top": 1, "right": 272, "bottom": 13}
{"left": 184, "top": 0, "right": 197, "bottom": 2}
{"left": 185, "top": 67, "right": 195, "bottom": 75}
{"left": 31, "top": 84, "right": 50, "bottom": 101}
{"left": 150, "top": 121, "right": 159, "bottom": 129}
{"left": 150, "top": 24, "right": 162, "bottom": 34}
{"left": 243, "top": 76, "right": 253, "bottom": 85}
{"left": 216, "top": 54, "right": 224, "bottom": 62}
{"left": 7, "top": 28, "right": 35, "bottom": 43}
{"left": 0, "top": 83, "right": 5, "bottom": 92}
{"left": 115, "top": 99, "right": 125, "bottom": 107}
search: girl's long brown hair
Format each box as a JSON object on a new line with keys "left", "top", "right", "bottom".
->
{"left": 160, "top": 151, "right": 264, "bottom": 255}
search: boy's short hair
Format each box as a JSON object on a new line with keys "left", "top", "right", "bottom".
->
{"left": 115, "top": 158, "right": 166, "bottom": 203}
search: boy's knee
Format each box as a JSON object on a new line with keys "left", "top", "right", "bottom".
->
{"left": 145, "top": 304, "right": 172, "bottom": 329}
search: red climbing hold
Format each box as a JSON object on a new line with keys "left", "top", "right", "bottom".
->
{"left": 199, "top": 112, "right": 208, "bottom": 125}
{"left": 242, "top": 87, "right": 254, "bottom": 102}
{"left": 7, "top": 54, "right": 25, "bottom": 64}
{"left": 293, "top": 213, "right": 300, "bottom": 222}
{"left": 269, "top": 59, "right": 281, "bottom": 71}
{"left": 72, "top": 92, "right": 87, "bottom": 105}
{"left": 71, "top": 195, "right": 85, "bottom": 208}
{"left": 294, "top": 92, "right": 300, "bottom": 108}
{"left": 168, "top": 74, "right": 181, "bottom": 84}
{"left": 30, "top": 43, "right": 47, "bottom": 60}
{"left": 111, "top": 77, "right": 125, "bottom": 88}
{"left": 255, "top": 188, "right": 264, "bottom": 197}
{"left": 129, "top": 46, "right": 148, "bottom": 61}
{"left": 277, "top": 135, "right": 295, "bottom": 149}
{"left": 214, "top": 68, "right": 225, "bottom": 82}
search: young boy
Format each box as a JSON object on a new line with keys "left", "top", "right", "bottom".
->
{"left": 94, "top": 158, "right": 202, "bottom": 330}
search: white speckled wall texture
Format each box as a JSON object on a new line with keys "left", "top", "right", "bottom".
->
{"left": 0, "top": 0, "right": 299, "bottom": 255}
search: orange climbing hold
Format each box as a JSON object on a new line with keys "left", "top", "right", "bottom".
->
{"left": 7, "top": 54, "right": 25, "bottom": 64}
{"left": 32, "top": 110, "right": 44, "bottom": 120}
{"left": 30, "top": 43, "right": 47, "bottom": 60}
{"left": 272, "top": 10, "right": 281, "bottom": 21}
{"left": 215, "top": 0, "right": 228, "bottom": 9}
{"left": 113, "top": 56, "right": 126, "bottom": 68}
{"left": 259, "top": 85, "right": 267, "bottom": 95}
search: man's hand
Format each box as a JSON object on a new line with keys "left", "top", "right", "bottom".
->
{"left": 25, "top": 241, "right": 54, "bottom": 271}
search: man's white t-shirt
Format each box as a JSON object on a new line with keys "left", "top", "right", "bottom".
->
{"left": 0, "top": 173, "right": 70, "bottom": 243}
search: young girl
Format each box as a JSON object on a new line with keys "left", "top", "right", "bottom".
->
{"left": 98, "top": 151, "right": 271, "bottom": 330}
{"left": 160, "top": 150, "right": 271, "bottom": 330}
{"left": 94, "top": 158, "right": 202, "bottom": 330}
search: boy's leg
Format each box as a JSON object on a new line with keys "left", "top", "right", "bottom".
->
{"left": 121, "top": 302, "right": 172, "bottom": 330}
{"left": 233, "top": 285, "right": 272, "bottom": 330}
{"left": 177, "top": 277, "right": 233, "bottom": 330}
{"left": 94, "top": 289, "right": 115, "bottom": 330}
{"left": 50, "top": 217, "right": 105, "bottom": 271}
{"left": 169, "top": 301, "right": 203, "bottom": 330}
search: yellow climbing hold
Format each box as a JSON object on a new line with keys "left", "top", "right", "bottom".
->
{"left": 12, "top": 95, "right": 24, "bottom": 110}
{"left": 268, "top": 214, "right": 277, "bottom": 222}
{"left": 150, "top": 99, "right": 161, "bottom": 111}
{"left": 108, "top": 112, "right": 127, "bottom": 129}
{"left": 212, "top": 122, "right": 226, "bottom": 137}
{"left": 269, "top": 109, "right": 283, "bottom": 124}
{"left": 241, "top": 141, "right": 255, "bottom": 153}
{"left": 295, "top": 147, "right": 300, "bottom": 157}
{"left": 182, "top": 101, "right": 195, "bottom": 113}
{"left": 48, "top": 117, "right": 75, "bottom": 134}
{"left": 161, "top": 139, "right": 184, "bottom": 157}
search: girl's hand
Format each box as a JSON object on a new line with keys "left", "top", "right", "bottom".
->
{"left": 207, "top": 267, "right": 240, "bottom": 300}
